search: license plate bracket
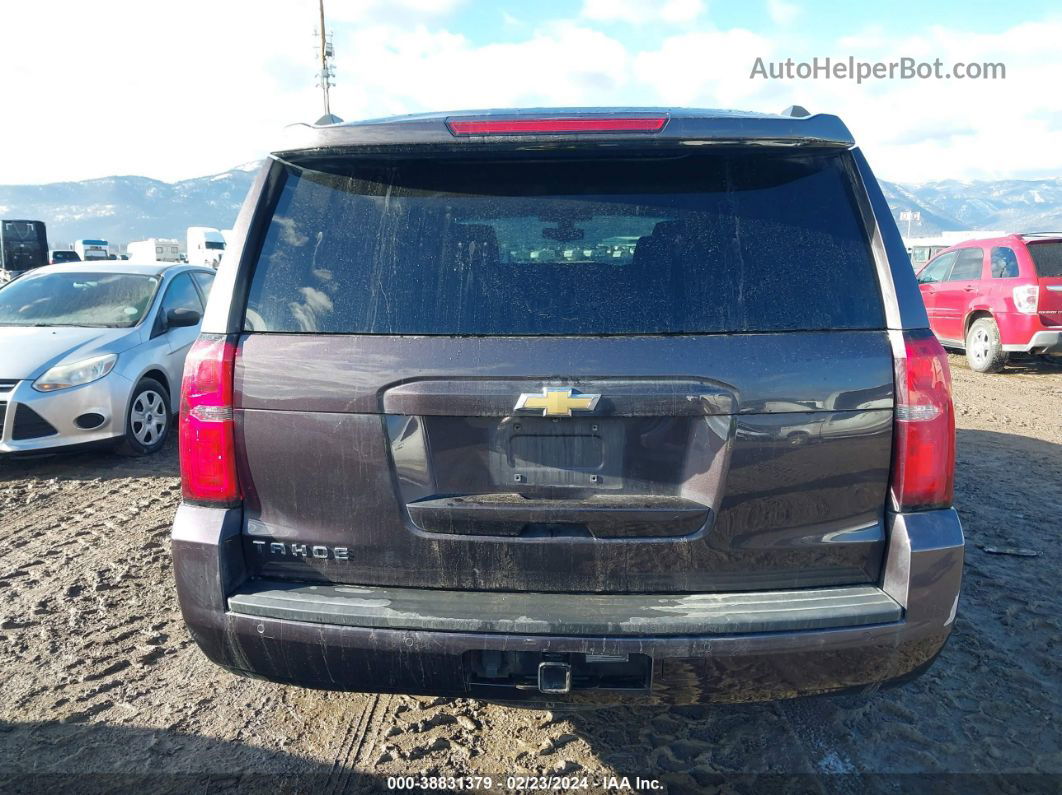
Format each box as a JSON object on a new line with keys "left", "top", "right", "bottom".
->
{"left": 490, "top": 416, "right": 624, "bottom": 488}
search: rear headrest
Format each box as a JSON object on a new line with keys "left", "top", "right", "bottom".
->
{"left": 633, "top": 220, "right": 689, "bottom": 268}
{"left": 447, "top": 223, "right": 499, "bottom": 267}
{"left": 650, "top": 220, "right": 689, "bottom": 240}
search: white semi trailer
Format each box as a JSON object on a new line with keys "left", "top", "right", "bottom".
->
{"left": 187, "top": 226, "right": 226, "bottom": 267}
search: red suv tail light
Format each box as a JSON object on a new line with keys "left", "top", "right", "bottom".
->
{"left": 890, "top": 330, "right": 955, "bottom": 511}
{"left": 179, "top": 334, "right": 240, "bottom": 505}
{"left": 1012, "top": 284, "right": 1038, "bottom": 314}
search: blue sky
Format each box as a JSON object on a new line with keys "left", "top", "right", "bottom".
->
{"left": 442, "top": 0, "right": 1058, "bottom": 48}
{"left": 0, "top": 0, "right": 1059, "bottom": 184}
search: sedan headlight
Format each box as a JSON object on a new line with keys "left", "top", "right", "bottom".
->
{"left": 33, "top": 354, "right": 118, "bottom": 392}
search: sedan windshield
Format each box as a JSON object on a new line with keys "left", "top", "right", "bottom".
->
{"left": 0, "top": 272, "right": 159, "bottom": 327}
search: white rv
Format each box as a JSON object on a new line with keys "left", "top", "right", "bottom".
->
{"left": 187, "top": 226, "right": 226, "bottom": 267}
{"left": 127, "top": 238, "right": 180, "bottom": 263}
{"left": 903, "top": 230, "right": 1007, "bottom": 270}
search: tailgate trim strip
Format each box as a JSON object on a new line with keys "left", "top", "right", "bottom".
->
{"left": 228, "top": 581, "right": 901, "bottom": 636}
{"left": 407, "top": 493, "right": 711, "bottom": 538}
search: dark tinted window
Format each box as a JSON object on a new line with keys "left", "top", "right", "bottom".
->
{"left": 990, "top": 246, "right": 1019, "bottom": 278}
{"left": 1, "top": 220, "right": 47, "bottom": 270}
{"left": 918, "top": 252, "right": 955, "bottom": 284}
{"left": 945, "top": 248, "right": 984, "bottom": 281}
{"left": 161, "top": 273, "right": 203, "bottom": 315}
{"left": 191, "top": 271, "right": 215, "bottom": 300}
{"left": 1028, "top": 242, "right": 1062, "bottom": 277}
{"left": 244, "top": 153, "right": 883, "bottom": 335}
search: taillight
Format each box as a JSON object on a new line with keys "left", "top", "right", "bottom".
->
{"left": 179, "top": 334, "right": 240, "bottom": 505}
{"left": 1012, "top": 285, "right": 1038, "bottom": 314}
{"left": 446, "top": 117, "right": 668, "bottom": 136}
{"left": 890, "top": 330, "right": 955, "bottom": 511}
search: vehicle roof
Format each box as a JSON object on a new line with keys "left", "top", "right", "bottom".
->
{"left": 27, "top": 262, "right": 211, "bottom": 277}
{"left": 937, "top": 233, "right": 1062, "bottom": 251}
{"left": 346, "top": 106, "right": 837, "bottom": 126}
{"left": 274, "top": 106, "right": 855, "bottom": 156}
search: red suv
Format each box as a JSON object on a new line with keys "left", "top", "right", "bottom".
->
{"left": 916, "top": 233, "right": 1062, "bottom": 372}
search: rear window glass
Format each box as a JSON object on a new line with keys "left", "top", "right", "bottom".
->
{"left": 990, "top": 247, "right": 1019, "bottom": 278}
{"left": 1028, "top": 242, "right": 1062, "bottom": 277}
{"left": 244, "top": 153, "right": 884, "bottom": 335}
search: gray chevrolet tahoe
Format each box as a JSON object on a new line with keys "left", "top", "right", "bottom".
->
{"left": 172, "top": 108, "right": 963, "bottom": 705}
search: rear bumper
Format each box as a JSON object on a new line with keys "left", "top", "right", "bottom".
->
{"left": 995, "top": 311, "right": 1062, "bottom": 352}
{"left": 172, "top": 505, "right": 963, "bottom": 705}
{"left": 1002, "top": 330, "right": 1062, "bottom": 353}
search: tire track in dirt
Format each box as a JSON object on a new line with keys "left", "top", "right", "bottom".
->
{"left": 324, "top": 693, "right": 379, "bottom": 794}
{"left": 325, "top": 693, "right": 397, "bottom": 794}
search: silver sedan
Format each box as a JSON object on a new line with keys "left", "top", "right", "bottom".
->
{"left": 0, "top": 262, "right": 214, "bottom": 456}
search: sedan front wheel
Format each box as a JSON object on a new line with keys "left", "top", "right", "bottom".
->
{"left": 117, "top": 377, "right": 171, "bottom": 456}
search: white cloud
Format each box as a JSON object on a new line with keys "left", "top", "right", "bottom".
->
{"left": 332, "top": 21, "right": 632, "bottom": 115}
{"left": 767, "top": 0, "right": 801, "bottom": 26}
{"left": 0, "top": 2, "right": 1059, "bottom": 185}
{"left": 581, "top": 0, "right": 705, "bottom": 25}
{"left": 794, "top": 20, "right": 1062, "bottom": 181}
{"left": 0, "top": 0, "right": 322, "bottom": 183}
{"left": 635, "top": 29, "right": 776, "bottom": 106}
{"left": 629, "top": 19, "right": 1062, "bottom": 182}
{"left": 326, "top": 0, "right": 466, "bottom": 25}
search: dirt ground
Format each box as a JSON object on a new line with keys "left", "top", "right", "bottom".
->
{"left": 1, "top": 354, "right": 1060, "bottom": 793}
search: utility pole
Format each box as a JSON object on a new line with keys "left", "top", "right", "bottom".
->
{"left": 315, "top": 0, "right": 336, "bottom": 122}
{"left": 899, "top": 210, "right": 921, "bottom": 238}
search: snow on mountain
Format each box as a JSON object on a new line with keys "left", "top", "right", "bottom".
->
{"left": 0, "top": 164, "right": 264, "bottom": 248}
{"left": 1, "top": 163, "right": 1061, "bottom": 249}
{"left": 880, "top": 177, "right": 1062, "bottom": 236}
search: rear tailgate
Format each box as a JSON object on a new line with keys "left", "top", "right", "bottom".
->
{"left": 233, "top": 145, "right": 893, "bottom": 594}
{"left": 1028, "top": 241, "right": 1062, "bottom": 322}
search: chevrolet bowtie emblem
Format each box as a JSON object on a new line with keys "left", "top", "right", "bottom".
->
{"left": 514, "top": 387, "right": 601, "bottom": 417}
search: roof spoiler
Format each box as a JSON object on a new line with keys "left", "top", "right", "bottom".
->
{"left": 274, "top": 107, "right": 855, "bottom": 156}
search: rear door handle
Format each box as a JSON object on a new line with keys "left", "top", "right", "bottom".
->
{"left": 407, "top": 494, "right": 711, "bottom": 538}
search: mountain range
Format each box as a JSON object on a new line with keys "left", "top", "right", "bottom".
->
{"left": 1, "top": 162, "right": 1060, "bottom": 247}
{"left": 0, "top": 163, "right": 262, "bottom": 248}
{"left": 880, "top": 178, "right": 1062, "bottom": 237}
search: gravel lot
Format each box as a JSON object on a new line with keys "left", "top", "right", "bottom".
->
{"left": 1, "top": 355, "right": 1060, "bottom": 793}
